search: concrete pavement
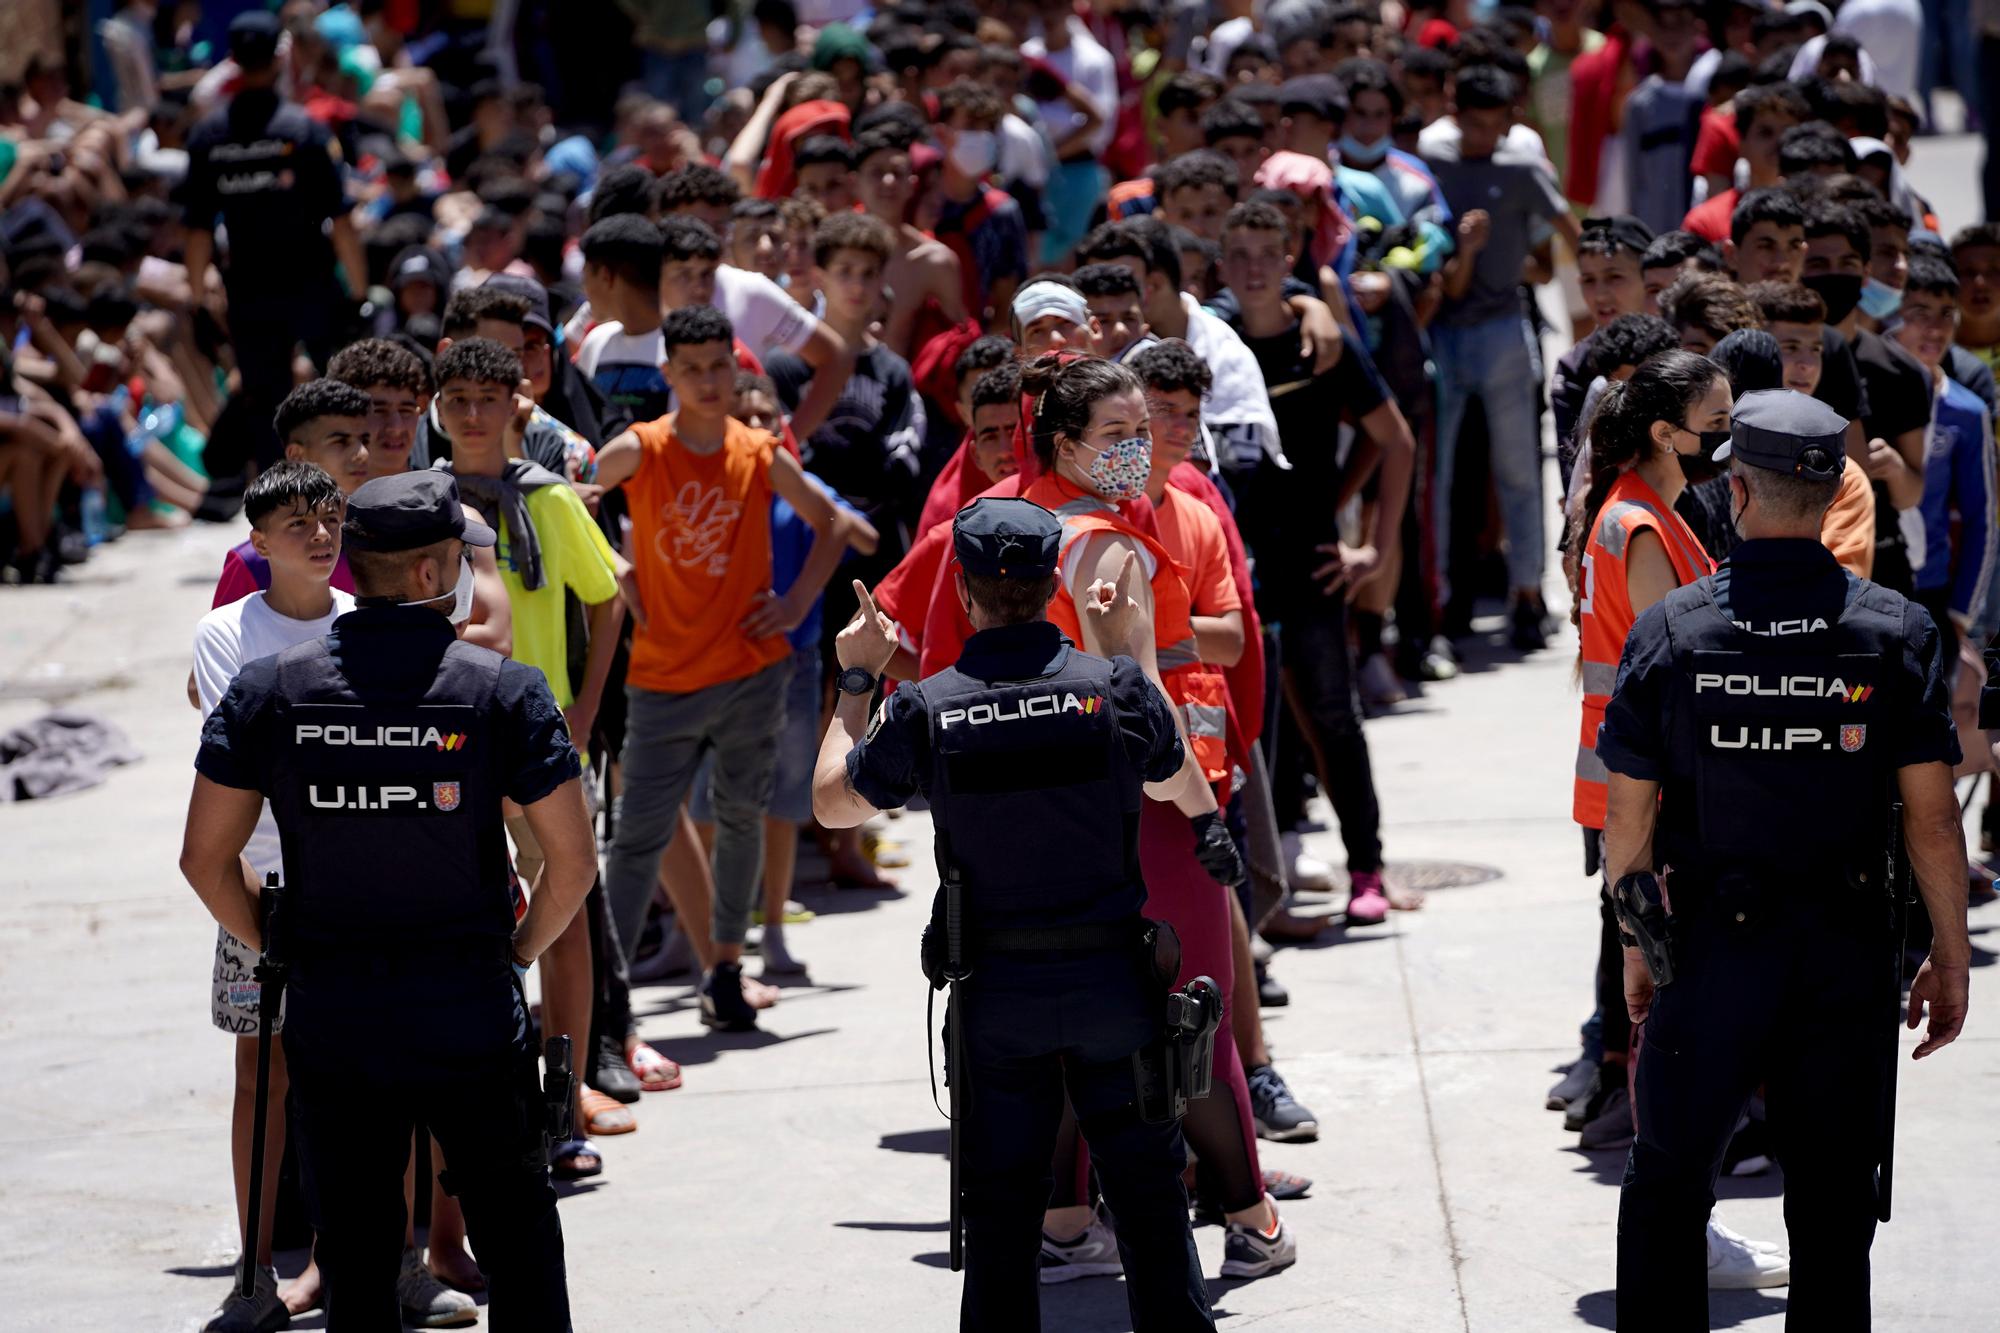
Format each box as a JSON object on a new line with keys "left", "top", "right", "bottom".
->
{"left": 2, "top": 133, "right": 1994, "bottom": 1332}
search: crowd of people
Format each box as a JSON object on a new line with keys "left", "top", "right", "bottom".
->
{"left": 2, "top": 0, "right": 1993, "bottom": 1326}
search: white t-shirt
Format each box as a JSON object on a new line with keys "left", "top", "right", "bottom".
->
{"left": 714, "top": 264, "right": 819, "bottom": 363}
{"left": 193, "top": 588, "right": 354, "bottom": 875}
{"left": 576, "top": 320, "right": 673, "bottom": 426}
{"left": 1023, "top": 21, "right": 1119, "bottom": 159}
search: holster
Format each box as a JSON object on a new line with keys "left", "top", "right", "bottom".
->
{"left": 1133, "top": 974, "right": 1223, "bottom": 1123}
{"left": 1612, "top": 871, "right": 1676, "bottom": 988}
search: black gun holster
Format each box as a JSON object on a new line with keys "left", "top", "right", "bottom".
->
{"left": 1133, "top": 975, "right": 1224, "bottom": 1124}
{"left": 1612, "top": 870, "right": 1676, "bottom": 988}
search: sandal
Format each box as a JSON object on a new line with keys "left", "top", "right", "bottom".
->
{"left": 863, "top": 831, "right": 910, "bottom": 868}
{"left": 580, "top": 1088, "right": 636, "bottom": 1136}
{"left": 1262, "top": 1168, "right": 1312, "bottom": 1200}
{"left": 626, "top": 1041, "right": 683, "bottom": 1092}
{"left": 742, "top": 976, "right": 782, "bottom": 1010}
{"left": 551, "top": 1138, "right": 602, "bottom": 1181}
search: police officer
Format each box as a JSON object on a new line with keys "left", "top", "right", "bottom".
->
{"left": 1597, "top": 391, "right": 1971, "bottom": 1329}
{"left": 180, "top": 472, "right": 595, "bottom": 1329}
{"left": 812, "top": 498, "right": 1217, "bottom": 1332}
{"left": 183, "top": 11, "right": 366, "bottom": 478}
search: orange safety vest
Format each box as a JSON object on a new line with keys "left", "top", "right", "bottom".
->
{"left": 1026, "top": 474, "right": 1234, "bottom": 797}
{"left": 1573, "top": 472, "right": 1714, "bottom": 829}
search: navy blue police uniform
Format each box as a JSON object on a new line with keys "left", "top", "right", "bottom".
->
{"left": 1598, "top": 392, "right": 1958, "bottom": 1330}
{"left": 844, "top": 499, "right": 1216, "bottom": 1332}
{"left": 183, "top": 12, "right": 350, "bottom": 471}
{"left": 196, "top": 473, "right": 577, "bottom": 1329}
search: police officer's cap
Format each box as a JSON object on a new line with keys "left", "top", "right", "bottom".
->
{"left": 343, "top": 472, "right": 497, "bottom": 553}
{"left": 953, "top": 498, "right": 1062, "bottom": 579}
{"left": 227, "top": 10, "right": 282, "bottom": 66}
{"left": 1713, "top": 389, "right": 1847, "bottom": 483}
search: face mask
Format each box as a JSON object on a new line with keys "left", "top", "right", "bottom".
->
{"left": 949, "top": 130, "right": 997, "bottom": 178}
{"left": 405, "top": 554, "right": 475, "bottom": 625}
{"left": 1675, "top": 427, "right": 1731, "bottom": 484}
{"left": 1801, "top": 273, "right": 1863, "bottom": 325}
{"left": 1858, "top": 277, "right": 1904, "bottom": 321}
{"left": 1337, "top": 133, "right": 1390, "bottom": 167}
{"left": 1075, "top": 435, "right": 1153, "bottom": 501}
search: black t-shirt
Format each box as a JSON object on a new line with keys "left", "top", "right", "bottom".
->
{"left": 766, "top": 341, "right": 925, "bottom": 525}
{"left": 1851, "top": 328, "right": 1934, "bottom": 444}
{"left": 1226, "top": 315, "right": 1388, "bottom": 616}
{"left": 183, "top": 90, "right": 347, "bottom": 294}
{"left": 1814, "top": 326, "right": 1870, "bottom": 426}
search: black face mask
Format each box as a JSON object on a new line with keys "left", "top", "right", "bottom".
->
{"left": 1802, "top": 273, "right": 1863, "bottom": 324}
{"left": 1676, "top": 428, "right": 1731, "bottom": 484}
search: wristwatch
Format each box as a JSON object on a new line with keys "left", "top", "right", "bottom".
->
{"left": 837, "top": 666, "right": 878, "bottom": 696}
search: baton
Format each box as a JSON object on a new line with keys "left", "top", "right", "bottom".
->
{"left": 1878, "top": 802, "right": 1908, "bottom": 1223}
{"left": 238, "top": 873, "right": 287, "bottom": 1300}
{"left": 944, "top": 859, "right": 968, "bottom": 1273}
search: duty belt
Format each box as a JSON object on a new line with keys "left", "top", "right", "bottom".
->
{"left": 980, "top": 919, "right": 1144, "bottom": 954}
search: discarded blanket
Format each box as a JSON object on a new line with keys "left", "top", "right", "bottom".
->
{"left": 0, "top": 710, "right": 139, "bottom": 802}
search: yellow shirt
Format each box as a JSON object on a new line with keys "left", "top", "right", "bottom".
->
{"left": 494, "top": 482, "right": 619, "bottom": 709}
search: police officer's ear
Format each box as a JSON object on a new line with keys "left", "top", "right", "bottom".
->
{"left": 953, "top": 566, "right": 971, "bottom": 615}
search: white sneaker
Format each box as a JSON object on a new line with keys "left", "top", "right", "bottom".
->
{"left": 1706, "top": 1217, "right": 1790, "bottom": 1288}
{"left": 1038, "top": 1208, "right": 1124, "bottom": 1283}
{"left": 1281, "top": 832, "right": 1335, "bottom": 892}
{"left": 397, "top": 1248, "right": 478, "bottom": 1327}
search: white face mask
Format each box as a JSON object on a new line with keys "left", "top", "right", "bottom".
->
{"left": 405, "top": 554, "right": 475, "bottom": 625}
{"left": 949, "top": 130, "right": 998, "bottom": 178}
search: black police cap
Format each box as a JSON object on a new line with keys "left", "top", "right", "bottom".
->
{"left": 953, "top": 498, "right": 1062, "bottom": 579}
{"left": 228, "top": 10, "right": 282, "bottom": 65}
{"left": 343, "top": 471, "right": 497, "bottom": 553}
{"left": 1714, "top": 389, "right": 1848, "bottom": 482}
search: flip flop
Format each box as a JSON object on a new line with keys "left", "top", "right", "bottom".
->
{"left": 626, "top": 1041, "right": 683, "bottom": 1092}
{"left": 551, "top": 1138, "right": 602, "bottom": 1181}
{"left": 863, "top": 832, "right": 910, "bottom": 868}
{"left": 1262, "top": 1168, "right": 1312, "bottom": 1200}
{"left": 742, "top": 976, "right": 783, "bottom": 1010}
{"left": 580, "top": 1088, "right": 636, "bottom": 1136}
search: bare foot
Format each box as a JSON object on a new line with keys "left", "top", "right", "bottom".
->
{"left": 428, "top": 1243, "right": 487, "bottom": 1292}
{"left": 280, "top": 1259, "right": 323, "bottom": 1315}
{"left": 827, "top": 849, "right": 897, "bottom": 889}
{"left": 126, "top": 506, "right": 190, "bottom": 530}
{"left": 1387, "top": 883, "right": 1426, "bottom": 912}
{"left": 742, "top": 977, "right": 782, "bottom": 1009}
{"left": 1259, "top": 908, "right": 1333, "bottom": 943}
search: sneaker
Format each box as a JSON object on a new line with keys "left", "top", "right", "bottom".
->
{"left": 587, "top": 1032, "right": 641, "bottom": 1104}
{"left": 1219, "top": 1207, "right": 1297, "bottom": 1279}
{"left": 1346, "top": 870, "right": 1389, "bottom": 926}
{"left": 1706, "top": 1219, "right": 1790, "bottom": 1288}
{"left": 1357, "top": 653, "right": 1408, "bottom": 710}
{"left": 204, "top": 1265, "right": 289, "bottom": 1332}
{"left": 396, "top": 1249, "right": 478, "bottom": 1328}
{"left": 1038, "top": 1208, "right": 1124, "bottom": 1284}
{"left": 1578, "top": 1084, "right": 1634, "bottom": 1150}
{"left": 1420, "top": 635, "right": 1460, "bottom": 681}
{"left": 700, "top": 961, "right": 758, "bottom": 1032}
{"left": 1510, "top": 597, "right": 1549, "bottom": 651}
{"left": 1547, "top": 1057, "right": 1600, "bottom": 1112}
{"left": 1281, "top": 832, "right": 1335, "bottom": 892}
{"left": 1564, "top": 1069, "right": 1615, "bottom": 1132}
{"left": 1255, "top": 960, "right": 1289, "bottom": 1008}
{"left": 1247, "top": 1063, "right": 1319, "bottom": 1142}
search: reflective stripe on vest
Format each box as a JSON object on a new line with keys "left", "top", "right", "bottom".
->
{"left": 1574, "top": 476, "right": 1714, "bottom": 829}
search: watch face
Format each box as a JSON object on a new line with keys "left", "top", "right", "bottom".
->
{"left": 841, "top": 667, "right": 875, "bottom": 694}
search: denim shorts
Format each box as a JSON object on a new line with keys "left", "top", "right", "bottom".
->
{"left": 688, "top": 645, "right": 820, "bottom": 825}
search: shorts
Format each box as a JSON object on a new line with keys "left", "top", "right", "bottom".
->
{"left": 689, "top": 645, "right": 818, "bottom": 825}
{"left": 211, "top": 925, "right": 283, "bottom": 1035}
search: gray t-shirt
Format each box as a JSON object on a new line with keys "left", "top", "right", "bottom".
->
{"left": 1422, "top": 146, "right": 1566, "bottom": 328}
{"left": 1622, "top": 75, "right": 1703, "bottom": 237}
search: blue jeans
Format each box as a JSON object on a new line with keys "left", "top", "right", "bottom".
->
{"left": 1431, "top": 314, "right": 1546, "bottom": 600}
{"left": 642, "top": 48, "right": 711, "bottom": 129}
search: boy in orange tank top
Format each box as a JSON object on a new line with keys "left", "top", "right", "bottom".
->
{"left": 592, "top": 306, "right": 852, "bottom": 1032}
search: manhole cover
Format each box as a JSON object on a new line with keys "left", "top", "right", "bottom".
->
{"left": 1385, "top": 860, "right": 1502, "bottom": 893}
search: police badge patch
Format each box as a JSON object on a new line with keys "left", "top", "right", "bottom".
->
{"left": 1839, "top": 724, "right": 1866, "bottom": 753}
{"left": 433, "top": 781, "right": 462, "bottom": 811}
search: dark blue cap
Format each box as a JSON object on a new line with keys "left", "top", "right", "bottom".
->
{"left": 228, "top": 10, "right": 282, "bottom": 64}
{"left": 953, "top": 498, "right": 1062, "bottom": 579}
{"left": 343, "top": 471, "right": 497, "bottom": 553}
{"left": 1714, "top": 389, "right": 1847, "bottom": 482}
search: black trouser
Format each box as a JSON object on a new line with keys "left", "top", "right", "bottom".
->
{"left": 284, "top": 952, "right": 570, "bottom": 1331}
{"left": 1277, "top": 591, "right": 1385, "bottom": 872}
{"left": 1617, "top": 886, "right": 1893, "bottom": 1331}
{"left": 957, "top": 950, "right": 1214, "bottom": 1333}
{"left": 214, "top": 288, "right": 341, "bottom": 476}
{"left": 587, "top": 876, "right": 634, "bottom": 1050}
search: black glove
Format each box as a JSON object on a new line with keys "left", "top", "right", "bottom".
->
{"left": 1190, "top": 811, "right": 1246, "bottom": 889}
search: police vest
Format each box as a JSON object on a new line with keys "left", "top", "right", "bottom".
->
{"left": 917, "top": 643, "right": 1145, "bottom": 932}
{"left": 264, "top": 636, "right": 517, "bottom": 953}
{"left": 1658, "top": 576, "right": 1904, "bottom": 882}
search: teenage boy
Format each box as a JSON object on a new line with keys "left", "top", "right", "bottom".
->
{"left": 192, "top": 462, "right": 362, "bottom": 1333}
{"left": 1891, "top": 252, "right": 1998, "bottom": 664}
{"left": 1074, "top": 262, "right": 1157, "bottom": 362}
{"left": 1640, "top": 229, "right": 1724, "bottom": 315}
{"left": 1802, "top": 199, "right": 1931, "bottom": 591}
{"left": 931, "top": 78, "right": 1032, "bottom": 328}
{"left": 1682, "top": 82, "right": 1810, "bottom": 243}
{"left": 1422, "top": 64, "right": 1581, "bottom": 647}
{"left": 792, "top": 135, "right": 858, "bottom": 214}
{"left": 1551, "top": 215, "right": 1655, "bottom": 452}
{"left": 1216, "top": 200, "right": 1407, "bottom": 924}
{"left": 656, "top": 214, "right": 855, "bottom": 440}
{"left": 326, "top": 338, "right": 430, "bottom": 482}
{"left": 415, "top": 286, "right": 596, "bottom": 476}
{"left": 1154, "top": 149, "right": 1241, "bottom": 242}
{"left": 1203, "top": 96, "right": 1275, "bottom": 207}
{"left": 576, "top": 214, "right": 671, "bottom": 427}
{"left": 593, "top": 305, "right": 849, "bottom": 1030}
{"left": 852, "top": 126, "right": 969, "bottom": 356}
{"left": 1010, "top": 274, "right": 1098, "bottom": 357}
{"left": 210, "top": 379, "right": 372, "bottom": 606}
{"left": 726, "top": 198, "right": 787, "bottom": 285}
{"left": 1951, "top": 224, "right": 2000, "bottom": 379}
